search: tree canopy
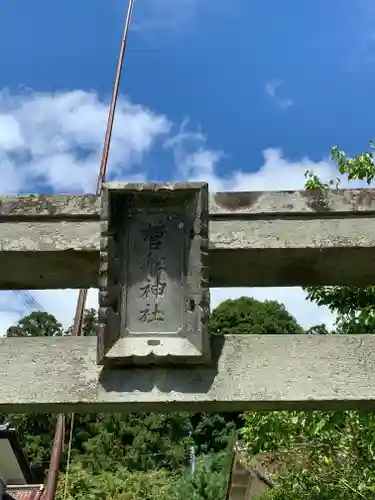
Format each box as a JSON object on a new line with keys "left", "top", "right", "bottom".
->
{"left": 6, "top": 311, "right": 63, "bottom": 337}
{"left": 1, "top": 295, "right": 301, "bottom": 499}
{"left": 209, "top": 296, "right": 303, "bottom": 335}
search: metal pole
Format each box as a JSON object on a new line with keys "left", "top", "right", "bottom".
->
{"left": 44, "top": 415, "right": 64, "bottom": 500}
{"left": 72, "top": 0, "right": 136, "bottom": 338}
{"left": 43, "top": 0, "right": 136, "bottom": 498}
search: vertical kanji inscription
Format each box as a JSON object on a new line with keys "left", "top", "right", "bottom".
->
{"left": 125, "top": 210, "right": 182, "bottom": 336}
{"left": 97, "top": 182, "right": 210, "bottom": 366}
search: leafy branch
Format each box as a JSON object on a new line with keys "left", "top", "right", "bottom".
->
{"left": 305, "top": 140, "right": 375, "bottom": 189}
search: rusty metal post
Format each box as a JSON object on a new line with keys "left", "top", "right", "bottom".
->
{"left": 41, "top": 0, "right": 136, "bottom": 497}
{"left": 44, "top": 414, "right": 64, "bottom": 500}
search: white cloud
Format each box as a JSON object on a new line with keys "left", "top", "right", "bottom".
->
{"left": 0, "top": 88, "right": 340, "bottom": 334}
{"left": 265, "top": 80, "right": 294, "bottom": 110}
{"left": 0, "top": 89, "right": 170, "bottom": 193}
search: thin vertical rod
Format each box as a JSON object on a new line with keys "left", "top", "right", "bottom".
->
{"left": 45, "top": 1, "right": 136, "bottom": 499}
{"left": 71, "top": 0, "right": 136, "bottom": 337}
{"left": 44, "top": 415, "right": 64, "bottom": 500}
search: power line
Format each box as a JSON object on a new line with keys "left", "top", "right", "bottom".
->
{"left": 13, "top": 291, "right": 44, "bottom": 312}
{"left": 0, "top": 291, "right": 44, "bottom": 316}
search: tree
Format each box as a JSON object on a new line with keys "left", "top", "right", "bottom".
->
{"left": 57, "top": 452, "right": 232, "bottom": 500}
{"left": 173, "top": 451, "right": 232, "bottom": 500}
{"left": 56, "top": 465, "right": 176, "bottom": 500}
{"left": 304, "top": 141, "right": 375, "bottom": 334}
{"left": 3, "top": 311, "right": 195, "bottom": 479}
{"left": 305, "top": 323, "right": 330, "bottom": 335}
{"left": 76, "top": 412, "right": 192, "bottom": 473}
{"left": 65, "top": 308, "right": 98, "bottom": 336}
{"left": 1, "top": 297, "right": 307, "bottom": 495}
{"left": 6, "top": 311, "right": 63, "bottom": 337}
{"left": 2, "top": 311, "right": 100, "bottom": 480}
{"left": 209, "top": 296, "right": 303, "bottom": 335}
{"left": 3, "top": 312, "right": 64, "bottom": 479}
{"left": 241, "top": 410, "right": 375, "bottom": 499}
{"left": 189, "top": 412, "right": 240, "bottom": 455}
{"left": 196, "top": 296, "right": 303, "bottom": 472}
{"left": 239, "top": 142, "right": 375, "bottom": 499}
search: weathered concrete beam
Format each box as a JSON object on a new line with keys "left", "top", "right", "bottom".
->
{"left": 2, "top": 188, "right": 375, "bottom": 289}
{"left": 3, "top": 188, "right": 375, "bottom": 217}
{"left": 0, "top": 334, "right": 374, "bottom": 412}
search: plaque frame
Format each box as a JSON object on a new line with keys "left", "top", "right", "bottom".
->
{"left": 97, "top": 182, "right": 210, "bottom": 366}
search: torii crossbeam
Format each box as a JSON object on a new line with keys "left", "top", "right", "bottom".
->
{"left": 1, "top": 183, "right": 375, "bottom": 413}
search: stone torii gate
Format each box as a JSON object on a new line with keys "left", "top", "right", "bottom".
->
{"left": 1, "top": 182, "right": 375, "bottom": 414}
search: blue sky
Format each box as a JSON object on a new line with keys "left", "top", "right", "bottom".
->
{"left": 0, "top": 0, "right": 374, "bottom": 331}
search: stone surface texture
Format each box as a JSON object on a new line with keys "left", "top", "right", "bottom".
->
{"left": 2, "top": 186, "right": 375, "bottom": 411}
{"left": 1, "top": 188, "right": 375, "bottom": 288}
{"left": 0, "top": 335, "right": 375, "bottom": 412}
{"left": 97, "top": 182, "right": 210, "bottom": 366}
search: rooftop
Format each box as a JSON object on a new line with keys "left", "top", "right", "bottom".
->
{"left": 5, "top": 485, "right": 45, "bottom": 500}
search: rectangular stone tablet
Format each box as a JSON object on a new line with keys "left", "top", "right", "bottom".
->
{"left": 97, "top": 182, "right": 210, "bottom": 366}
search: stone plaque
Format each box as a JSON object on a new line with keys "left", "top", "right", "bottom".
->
{"left": 97, "top": 182, "right": 210, "bottom": 366}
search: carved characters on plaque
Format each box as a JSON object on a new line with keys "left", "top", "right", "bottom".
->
{"left": 138, "top": 222, "right": 167, "bottom": 324}
{"left": 125, "top": 209, "right": 183, "bottom": 336}
{"left": 97, "top": 183, "right": 210, "bottom": 366}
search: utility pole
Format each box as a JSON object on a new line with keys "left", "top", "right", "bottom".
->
{"left": 44, "top": 415, "right": 64, "bottom": 500}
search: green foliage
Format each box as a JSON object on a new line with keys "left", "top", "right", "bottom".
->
{"left": 261, "top": 463, "right": 375, "bottom": 500}
{"left": 3, "top": 413, "right": 59, "bottom": 481}
{"left": 77, "top": 412, "right": 192, "bottom": 473}
{"left": 303, "top": 141, "right": 375, "bottom": 333}
{"left": 190, "top": 412, "right": 240, "bottom": 455}
{"left": 65, "top": 308, "right": 98, "bottom": 336}
{"left": 305, "top": 323, "right": 330, "bottom": 335}
{"left": 2, "top": 311, "right": 100, "bottom": 480}
{"left": 305, "top": 285, "right": 375, "bottom": 333}
{"left": 2, "top": 307, "right": 244, "bottom": 493}
{"left": 304, "top": 140, "right": 375, "bottom": 190}
{"left": 209, "top": 296, "right": 303, "bottom": 335}
{"left": 10, "top": 280, "right": 375, "bottom": 499}
{"left": 242, "top": 139, "right": 375, "bottom": 499}
{"left": 331, "top": 141, "right": 375, "bottom": 183}
{"left": 6, "top": 311, "right": 63, "bottom": 337}
{"left": 173, "top": 452, "right": 231, "bottom": 500}
{"left": 242, "top": 411, "right": 375, "bottom": 499}
{"left": 242, "top": 411, "right": 369, "bottom": 456}
{"left": 57, "top": 452, "right": 231, "bottom": 500}
{"left": 57, "top": 465, "right": 176, "bottom": 500}
{"left": 304, "top": 170, "right": 340, "bottom": 190}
